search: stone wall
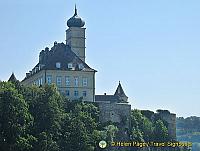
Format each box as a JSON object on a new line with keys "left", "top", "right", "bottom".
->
{"left": 158, "top": 112, "right": 176, "bottom": 140}
{"left": 98, "top": 101, "right": 131, "bottom": 130}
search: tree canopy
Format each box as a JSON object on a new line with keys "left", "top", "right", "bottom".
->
{"left": 0, "top": 81, "right": 177, "bottom": 151}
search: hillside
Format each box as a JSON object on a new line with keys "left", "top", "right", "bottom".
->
{"left": 176, "top": 116, "right": 200, "bottom": 151}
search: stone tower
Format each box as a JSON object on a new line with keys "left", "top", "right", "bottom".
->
{"left": 158, "top": 111, "right": 176, "bottom": 140}
{"left": 66, "top": 5, "right": 86, "bottom": 62}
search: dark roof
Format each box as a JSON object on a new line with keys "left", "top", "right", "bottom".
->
{"left": 41, "top": 43, "right": 95, "bottom": 71}
{"left": 95, "top": 95, "right": 118, "bottom": 102}
{"left": 114, "top": 81, "right": 127, "bottom": 98}
{"left": 95, "top": 95, "right": 119, "bottom": 103}
{"left": 23, "top": 42, "right": 96, "bottom": 81}
{"left": 8, "top": 73, "right": 17, "bottom": 82}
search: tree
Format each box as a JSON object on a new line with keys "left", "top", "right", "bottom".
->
{"left": 105, "top": 125, "right": 118, "bottom": 142}
{"left": 0, "top": 82, "right": 34, "bottom": 151}
{"left": 59, "top": 101, "right": 100, "bottom": 151}
{"left": 130, "top": 109, "right": 153, "bottom": 142}
{"left": 153, "top": 120, "right": 169, "bottom": 142}
{"left": 26, "top": 84, "right": 65, "bottom": 151}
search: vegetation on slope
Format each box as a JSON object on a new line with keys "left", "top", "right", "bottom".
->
{"left": 177, "top": 116, "right": 200, "bottom": 151}
{"left": 0, "top": 80, "right": 180, "bottom": 151}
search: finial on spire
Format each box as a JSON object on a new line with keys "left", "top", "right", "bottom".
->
{"left": 74, "top": 4, "right": 77, "bottom": 16}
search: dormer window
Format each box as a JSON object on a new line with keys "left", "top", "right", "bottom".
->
{"left": 35, "top": 67, "right": 39, "bottom": 72}
{"left": 78, "top": 63, "right": 84, "bottom": 70}
{"left": 32, "top": 69, "right": 35, "bottom": 74}
{"left": 56, "top": 62, "right": 61, "bottom": 69}
{"left": 68, "top": 63, "right": 73, "bottom": 69}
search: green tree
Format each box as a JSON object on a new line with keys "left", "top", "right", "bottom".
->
{"left": 130, "top": 109, "right": 154, "bottom": 142}
{"left": 153, "top": 120, "right": 169, "bottom": 142}
{"left": 25, "top": 84, "right": 65, "bottom": 151}
{"left": 0, "top": 82, "right": 34, "bottom": 151}
{"left": 60, "top": 113, "right": 94, "bottom": 151}
{"left": 105, "top": 125, "right": 118, "bottom": 142}
{"left": 60, "top": 101, "right": 100, "bottom": 151}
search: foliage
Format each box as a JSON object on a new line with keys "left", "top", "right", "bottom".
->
{"left": 130, "top": 109, "right": 170, "bottom": 143}
{"left": 0, "top": 81, "right": 174, "bottom": 151}
{"left": 0, "top": 81, "right": 103, "bottom": 151}
{"left": 0, "top": 82, "right": 35, "bottom": 151}
{"left": 153, "top": 120, "right": 169, "bottom": 142}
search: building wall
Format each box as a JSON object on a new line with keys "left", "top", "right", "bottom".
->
{"left": 21, "top": 69, "right": 95, "bottom": 102}
{"left": 21, "top": 70, "right": 45, "bottom": 86}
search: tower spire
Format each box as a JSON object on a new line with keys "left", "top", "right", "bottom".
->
{"left": 114, "top": 81, "right": 128, "bottom": 102}
{"left": 74, "top": 4, "right": 77, "bottom": 16}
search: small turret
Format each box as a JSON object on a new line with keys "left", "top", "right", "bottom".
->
{"left": 8, "top": 73, "right": 17, "bottom": 83}
{"left": 114, "top": 81, "right": 128, "bottom": 102}
{"left": 8, "top": 73, "right": 19, "bottom": 83}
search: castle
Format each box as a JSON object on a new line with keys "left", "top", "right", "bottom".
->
{"left": 18, "top": 6, "right": 176, "bottom": 140}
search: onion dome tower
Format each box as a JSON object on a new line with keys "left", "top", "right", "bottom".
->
{"left": 66, "top": 5, "right": 86, "bottom": 62}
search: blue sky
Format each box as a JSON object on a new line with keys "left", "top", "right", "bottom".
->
{"left": 0, "top": 0, "right": 200, "bottom": 117}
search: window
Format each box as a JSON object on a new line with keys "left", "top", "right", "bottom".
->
{"left": 83, "top": 91, "right": 87, "bottom": 97}
{"left": 79, "top": 63, "right": 84, "bottom": 70}
{"left": 68, "top": 63, "right": 73, "bottom": 68}
{"left": 74, "top": 90, "right": 79, "bottom": 97}
{"left": 65, "top": 76, "right": 70, "bottom": 86}
{"left": 82, "top": 77, "right": 88, "bottom": 87}
{"left": 56, "top": 62, "right": 61, "bottom": 69}
{"left": 66, "top": 90, "right": 70, "bottom": 96}
{"left": 74, "top": 77, "right": 79, "bottom": 86}
{"left": 38, "top": 77, "right": 43, "bottom": 86}
{"left": 56, "top": 76, "right": 62, "bottom": 86}
{"left": 46, "top": 75, "right": 52, "bottom": 85}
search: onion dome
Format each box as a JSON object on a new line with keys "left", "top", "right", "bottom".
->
{"left": 67, "top": 5, "right": 85, "bottom": 27}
